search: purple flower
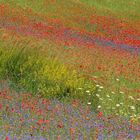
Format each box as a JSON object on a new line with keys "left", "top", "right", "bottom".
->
{"left": 40, "top": 137, "right": 46, "bottom": 140}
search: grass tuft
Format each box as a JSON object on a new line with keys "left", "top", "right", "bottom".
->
{"left": 0, "top": 45, "right": 96, "bottom": 105}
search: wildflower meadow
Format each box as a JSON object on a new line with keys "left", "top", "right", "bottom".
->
{"left": 0, "top": 0, "right": 140, "bottom": 139}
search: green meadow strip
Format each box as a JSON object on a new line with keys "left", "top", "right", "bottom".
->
{"left": 80, "top": 0, "right": 140, "bottom": 20}
{"left": 0, "top": 45, "right": 97, "bottom": 106}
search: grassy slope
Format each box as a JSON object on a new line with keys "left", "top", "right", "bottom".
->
{"left": 0, "top": 28, "right": 140, "bottom": 117}
{"left": 0, "top": 28, "right": 98, "bottom": 109}
{"left": 80, "top": 0, "right": 140, "bottom": 20}
{"left": 2, "top": 0, "right": 140, "bottom": 32}
{"left": 4, "top": 0, "right": 140, "bottom": 20}
{"left": 1, "top": 0, "right": 93, "bottom": 30}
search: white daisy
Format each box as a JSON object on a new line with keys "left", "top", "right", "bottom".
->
{"left": 130, "top": 106, "right": 135, "bottom": 110}
{"left": 86, "top": 90, "right": 90, "bottom": 93}
{"left": 98, "top": 105, "right": 101, "bottom": 109}
{"left": 87, "top": 102, "right": 91, "bottom": 105}
{"left": 96, "top": 94, "right": 100, "bottom": 97}
{"left": 116, "top": 104, "right": 120, "bottom": 107}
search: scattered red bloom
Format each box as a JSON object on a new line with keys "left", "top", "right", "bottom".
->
{"left": 5, "top": 105, "right": 9, "bottom": 112}
{"left": 11, "top": 108, "right": 14, "bottom": 113}
{"left": 37, "top": 119, "right": 43, "bottom": 126}
{"left": 72, "top": 100, "right": 78, "bottom": 107}
{"left": 0, "top": 102, "right": 2, "bottom": 110}
{"left": 58, "top": 122, "right": 63, "bottom": 128}
{"left": 129, "top": 125, "right": 133, "bottom": 130}
{"left": 97, "top": 111, "right": 103, "bottom": 118}
{"left": 45, "top": 120, "right": 49, "bottom": 124}
{"left": 5, "top": 136, "right": 9, "bottom": 140}
{"left": 69, "top": 127, "right": 74, "bottom": 135}
{"left": 38, "top": 109, "right": 43, "bottom": 115}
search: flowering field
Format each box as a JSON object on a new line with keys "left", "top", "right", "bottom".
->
{"left": 0, "top": 0, "right": 140, "bottom": 139}
{"left": 0, "top": 81, "right": 140, "bottom": 139}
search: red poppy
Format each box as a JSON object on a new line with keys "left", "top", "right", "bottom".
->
{"left": 45, "top": 120, "right": 49, "bottom": 124}
{"left": 21, "top": 101, "right": 25, "bottom": 109}
{"left": 5, "top": 136, "right": 9, "bottom": 140}
{"left": 38, "top": 109, "right": 43, "bottom": 115}
{"left": 11, "top": 108, "right": 14, "bottom": 113}
{"left": 69, "top": 127, "right": 74, "bottom": 135}
{"left": 58, "top": 122, "right": 62, "bottom": 128}
{"left": 79, "top": 65, "right": 83, "bottom": 68}
{"left": 0, "top": 103, "right": 2, "bottom": 110}
{"left": 31, "top": 106, "right": 34, "bottom": 111}
{"left": 37, "top": 119, "right": 43, "bottom": 126}
{"left": 129, "top": 125, "right": 133, "bottom": 130}
{"left": 0, "top": 4, "right": 5, "bottom": 9}
{"left": 72, "top": 100, "right": 78, "bottom": 107}
{"left": 6, "top": 105, "right": 9, "bottom": 112}
{"left": 98, "top": 111, "right": 103, "bottom": 118}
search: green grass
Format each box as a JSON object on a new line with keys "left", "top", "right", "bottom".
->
{"left": 0, "top": 40, "right": 97, "bottom": 109}
{"left": 80, "top": 0, "right": 140, "bottom": 20}
{"left": 3, "top": 0, "right": 139, "bottom": 22}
